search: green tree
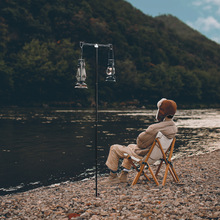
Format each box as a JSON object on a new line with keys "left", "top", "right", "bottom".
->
{"left": 13, "top": 39, "right": 79, "bottom": 104}
{"left": 179, "top": 70, "right": 202, "bottom": 103}
{"left": 194, "top": 69, "right": 220, "bottom": 104}
{"left": 0, "top": 60, "right": 13, "bottom": 104}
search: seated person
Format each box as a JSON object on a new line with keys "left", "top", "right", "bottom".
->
{"left": 103, "top": 98, "right": 178, "bottom": 184}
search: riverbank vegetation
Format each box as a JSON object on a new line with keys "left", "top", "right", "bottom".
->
{"left": 0, "top": 0, "right": 220, "bottom": 107}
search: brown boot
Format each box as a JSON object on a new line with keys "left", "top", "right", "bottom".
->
{"left": 119, "top": 171, "right": 128, "bottom": 183}
{"left": 101, "top": 172, "right": 120, "bottom": 185}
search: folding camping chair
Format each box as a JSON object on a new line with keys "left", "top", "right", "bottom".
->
{"left": 124, "top": 131, "right": 179, "bottom": 186}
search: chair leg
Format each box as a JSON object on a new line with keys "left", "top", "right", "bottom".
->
{"left": 132, "top": 164, "right": 145, "bottom": 186}
{"left": 168, "top": 166, "right": 177, "bottom": 182}
{"left": 167, "top": 139, "right": 179, "bottom": 183}
{"left": 162, "top": 164, "right": 169, "bottom": 186}
{"left": 155, "top": 160, "right": 163, "bottom": 177}
{"left": 143, "top": 172, "right": 151, "bottom": 181}
{"left": 169, "top": 165, "right": 179, "bottom": 182}
{"left": 162, "top": 162, "right": 179, "bottom": 185}
{"left": 157, "top": 138, "right": 179, "bottom": 186}
{"left": 148, "top": 164, "right": 159, "bottom": 186}
{"left": 128, "top": 157, "right": 151, "bottom": 182}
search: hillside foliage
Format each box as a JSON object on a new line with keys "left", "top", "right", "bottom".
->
{"left": 0, "top": 0, "right": 220, "bottom": 107}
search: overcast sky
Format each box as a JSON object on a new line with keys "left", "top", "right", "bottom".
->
{"left": 126, "top": 0, "right": 220, "bottom": 44}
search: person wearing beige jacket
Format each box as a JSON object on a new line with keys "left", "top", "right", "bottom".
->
{"left": 103, "top": 98, "right": 178, "bottom": 184}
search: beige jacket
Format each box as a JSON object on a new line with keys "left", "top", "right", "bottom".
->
{"left": 134, "top": 119, "right": 177, "bottom": 156}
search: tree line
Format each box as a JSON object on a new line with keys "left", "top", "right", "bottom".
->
{"left": 0, "top": 0, "right": 220, "bottom": 107}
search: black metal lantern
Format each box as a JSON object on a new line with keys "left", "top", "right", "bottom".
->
{"left": 106, "top": 58, "right": 116, "bottom": 82}
{"left": 105, "top": 46, "right": 116, "bottom": 82}
{"left": 75, "top": 58, "right": 88, "bottom": 89}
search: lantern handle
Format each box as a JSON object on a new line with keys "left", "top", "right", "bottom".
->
{"left": 80, "top": 42, "right": 84, "bottom": 59}
{"left": 108, "top": 45, "right": 114, "bottom": 60}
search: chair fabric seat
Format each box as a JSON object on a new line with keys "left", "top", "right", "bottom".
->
{"left": 148, "top": 132, "right": 173, "bottom": 164}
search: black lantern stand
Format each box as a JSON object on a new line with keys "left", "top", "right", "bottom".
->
{"left": 75, "top": 42, "right": 116, "bottom": 197}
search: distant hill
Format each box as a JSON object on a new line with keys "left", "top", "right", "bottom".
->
{"left": 155, "top": 14, "right": 220, "bottom": 61}
{"left": 0, "top": 0, "right": 220, "bottom": 107}
{"left": 155, "top": 14, "right": 206, "bottom": 40}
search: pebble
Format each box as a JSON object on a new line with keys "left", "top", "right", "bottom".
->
{"left": 0, "top": 150, "right": 220, "bottom": 219}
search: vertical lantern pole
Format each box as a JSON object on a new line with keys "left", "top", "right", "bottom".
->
{"left": 94, "top": 44, "right": 99, "bottom": 197}
{"left": 75, "top": 42, "right": 115, "bottom": 197}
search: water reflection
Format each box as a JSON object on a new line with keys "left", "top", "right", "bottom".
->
{"left": 0, "top": 108, "right": 219, "bottom": 195}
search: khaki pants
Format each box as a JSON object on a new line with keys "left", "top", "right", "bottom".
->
{"left": 105, "top": 144, "right": 143, "bottom": 171}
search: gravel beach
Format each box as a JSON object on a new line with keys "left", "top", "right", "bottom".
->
{"left": 1, "top": 150, "right": 219, "bottom": 220}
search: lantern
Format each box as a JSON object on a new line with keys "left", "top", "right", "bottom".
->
{"left": 75, "top": 59, "right": 88, "bottom": 89}
{"left": 105, "top": 47, "right": 116, "bottom": 82}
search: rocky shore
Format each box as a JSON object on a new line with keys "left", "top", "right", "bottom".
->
{"left": 1, "top": 150, "right": 219, "bottom": 220}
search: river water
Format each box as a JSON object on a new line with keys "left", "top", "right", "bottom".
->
{"left": 0, "top": 108, "right": 219, "bottom": 195}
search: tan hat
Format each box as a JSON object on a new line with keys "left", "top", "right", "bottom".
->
{"left": 156, "top": 98, "right": 177, "bottom": 122}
